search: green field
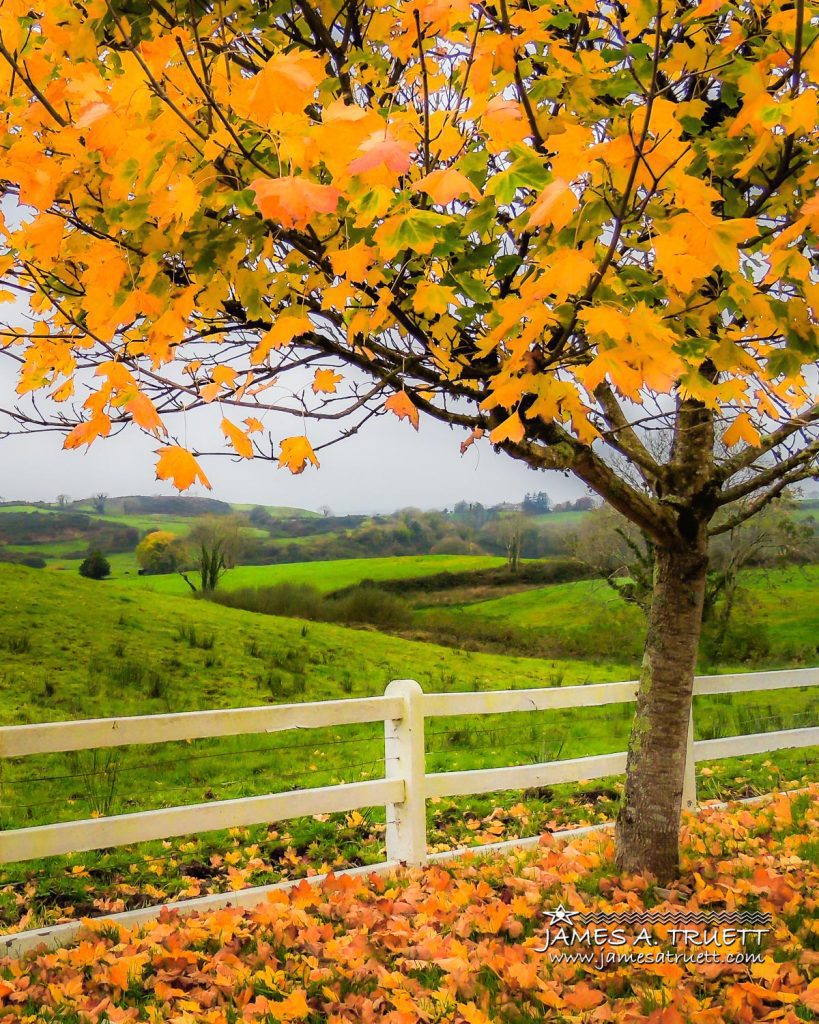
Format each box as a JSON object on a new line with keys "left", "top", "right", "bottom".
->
{"left": 438, "top": 565, "right": 819, "bottom": 665}
{"left": 0, "top": 559, "right": 817, "bottom": 931}
{"left": 119, "top": 554, "right": 512, "bottom": 594}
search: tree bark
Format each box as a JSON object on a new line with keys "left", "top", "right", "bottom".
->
{"left": 615, "top": 540, "right": 709, "bottom": 882}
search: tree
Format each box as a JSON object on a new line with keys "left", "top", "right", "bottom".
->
{"left": 79, "top": 551, "right": 110, "bottom": 580}
{"left": 522, "top": 492, "right": 551, "bottom": 515}
{"left": 180, "top": 517, "right": 244, "bottom": 594}
{"left": 574, "top": 498, "right": 816, "bottom": 646}
{"left": 92, "top": 493, "right": 108, "bottom": 514}
{"left": 136, "top": 530, "right": 186, "bottom": 575}
{"left": 1, "top": 0, "right": 817, "bottom": 880}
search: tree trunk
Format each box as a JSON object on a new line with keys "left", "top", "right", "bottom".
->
{"left": 615, "top": 540, "right": 709, "bottom": 882}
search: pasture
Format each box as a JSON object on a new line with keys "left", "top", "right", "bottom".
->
{"left": 119, "top": 554, "right": 513, "bottom": 594}
{"left": 0, "top": 560, "right": 817, "bottom": 932}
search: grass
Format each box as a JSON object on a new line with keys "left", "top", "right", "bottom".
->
{"left": 436, "top": 565, "right": 819, "bottom": 665}
{"left": 0, "top": 559, "right": 817, "bottom": 932}
{"left": 118, "top": 554, "right": 513, "bottom": 593}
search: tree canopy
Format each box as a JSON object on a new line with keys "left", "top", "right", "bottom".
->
{"left": 0, "top": 0, "right": 816, "bottom": 544}
{"left": 2, "top": 0, "right": 818, "bottom": 880}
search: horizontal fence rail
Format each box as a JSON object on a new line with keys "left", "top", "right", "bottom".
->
{"left": 0, "top": 695, "right": 405, "bottom": 758}
{"left": 1, "top": 669, "right": 817, "bottom": 872}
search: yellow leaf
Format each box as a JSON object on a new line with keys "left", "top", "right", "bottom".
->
{"left": 458, "top": 1002, "right": 493, "bottom": 1024}
{"left": 155, "top": 445, "right": 212, "bottom": 491}
{"left": 252, "top": 315, "right": 314, "bottom": 364}
{"left": 221, "top": 417, "right": 254, "bottom": 459}
{"left": 278, "top": 435, "right": 320, "bottom": 474}
{"left": 384, "top": 390, "right": 419, "bottom": 429}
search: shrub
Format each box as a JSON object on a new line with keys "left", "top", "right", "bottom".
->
{"left": 136, "top": 530, "right": 186, "bottom": 574}
{"left": 210, "top": 582, "right": 412, "bottom": 630}
{"left": 79, "top": 550, "right": 111, "bottom": 580}
{"left": 19, "top": 555, "right": 46, "bottom": 569}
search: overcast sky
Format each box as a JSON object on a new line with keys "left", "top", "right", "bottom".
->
{"left": 0, "top": 413, "right": 586, "bottom": 515}
{"left": 0, "top": 276, "right": 588, "bottom": 514}
{"left": 0, "top": 366, "right": 585, "bottom": 515}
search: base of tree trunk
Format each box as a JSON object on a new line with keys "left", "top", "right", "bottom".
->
{"left": 615, "top": 542, "right": 708, "bottom": 883}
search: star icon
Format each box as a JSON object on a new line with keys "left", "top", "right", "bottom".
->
{"left": 545, "top": 904, "right": 578, "bottom": 927}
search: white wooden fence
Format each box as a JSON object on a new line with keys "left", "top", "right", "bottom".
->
{"left": 1, "top": 667, "right": 817, "bottom": 870}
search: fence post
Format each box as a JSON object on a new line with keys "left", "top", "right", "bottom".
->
{"left": 384, "top": 679, "right": 427, "bottom": 866}
{"left": 682, "top": 706, "right": 697, "bottom": 812}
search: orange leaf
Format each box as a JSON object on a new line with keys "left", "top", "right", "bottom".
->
{"left": 155, "top": 445, "right": 212, "bottom": 491}
{"left": 528, "top": 178, "right": 577, "bottom": 232}
{"left": 312, "top": 368, "right": 343, "bottom": 394}
{"left": 803, "top": 979, "right": 819, "bottom": 1013}
{"left": 278, "top": 435, "right": 320, "bottom": 474}
{"left": 250, "top": 177, "right": 340, "bottom": 228}
{"left": 563, "top": 984, "right": 606, "bottom": 1010}
{"left": 412, "top": 168, "right": 480, "bottom": 204}
{"left": 385, "top": 390, "right": 419, "bottom": 429}
{"left": 63, "top": 414, "right": 111, "bottom": 449}
{"left": 221, "top": 417, "right": 254, "bottom": 459}
{"left": 489, "top": 412, "right": 524, "bottom": 444}
{"left": 460, "top": 427, "right": 484, "bottom": 454}
{"left": 246, "top": 51, "right": 324, "bottom": 118}
{"left": 723, "top": 412, "right": 760, "bottom": 448}
{"left": 126, "top": 393, "right": 164, "bottom": 435}
{"left": 348, "top": 133, "right": 415, "bottom": 175}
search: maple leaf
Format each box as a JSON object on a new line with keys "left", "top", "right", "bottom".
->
{"left": 411, "top": 168, "right": 480, "bottom": 204}
{"left": 723, "top": 413, "right": 760, "bottom": 449}
{"left": 528, "top": 178, "right": 577, "bottom": 232}
{"left": 348, "top": 133, "right": 415, "bottom": 176}
{"left": 250, "top": 177, "right": 341, "bottom": 228}
{"left": 312, "top": 368, "right": 343, "bottom": 394}
{"left": 155, "top": 445, "right": 212, "bottom": 490}
{"left": 330, "top": 243, "right": 374, "bottom": 281}
{"left": 803, "top": 979, "right": 819, "bottom": 1013}
{"left": 246, "top": 51, "right": 324, "bottom": 118}
{"left": 63, "top": 415, "right": 111, "bottom": 449}
{"left": 126, "top": 393, "right": 164, "bottom": 435}
{"left": 221, "top": 417, "right": 254, "bottom": 458}
{"left": 563, "top": 984, "right": 606, "bottom": 1010}
{"left": 252, "top": 315, "right": 314, "bottom": 364}
{"left": 489, "top": 412, "right": 524, "bottom": 444}
{"left": 278, "top": 435, "right": 320, "bottom": 474}
{"left": 384, "top": 390, "right": 419, "bottom": 429}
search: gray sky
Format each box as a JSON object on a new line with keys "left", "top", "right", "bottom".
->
{"left": 0, "top": 279, "right": 585, "bottom": 513}
{"left": 0, "top": 378, "right": 585, "bottom": 514}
